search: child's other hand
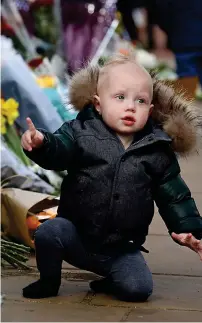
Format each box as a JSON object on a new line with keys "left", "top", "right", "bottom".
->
{"left": 21, "top": 118, "right": 44, "bottom": 151}
{"left": 171, "top": 232, "right": 202, "bottom": 261}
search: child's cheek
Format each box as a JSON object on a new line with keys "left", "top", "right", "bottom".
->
{"left": 139, "top": 112, "right": 149, "bottom": 127}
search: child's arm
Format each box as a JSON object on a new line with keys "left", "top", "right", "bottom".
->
{"left": 152, "top": 146, "right": 202, "bottom": 259}
{"left": 21, "top": 118, "right": 77, "bottom": 171}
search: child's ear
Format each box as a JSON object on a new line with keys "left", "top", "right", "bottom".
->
{"left": 94, "top": 95, "right": 101, "bottom": 114}
{"left": 149, "top": 104, "right": 154, "bottom": 116}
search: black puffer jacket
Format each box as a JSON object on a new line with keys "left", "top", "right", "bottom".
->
{"left": 25, "top": 66, "right": 202, "bottom": 253}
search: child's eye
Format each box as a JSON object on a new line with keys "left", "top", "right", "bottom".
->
{"left": 116, "top": 95, "right": 125, "bottom": 100}
{"left": 137, "top": 98, "right": 145, "bottom": 104}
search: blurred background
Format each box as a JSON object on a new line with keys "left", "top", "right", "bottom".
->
{"left": 1, "top": 0, "right": 202, "bottom": 262}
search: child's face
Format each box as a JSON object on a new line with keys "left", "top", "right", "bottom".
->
{"left": 94, "top": 63, "right": 153, "bottom": 137}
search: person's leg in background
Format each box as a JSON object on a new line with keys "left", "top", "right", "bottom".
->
{"left": 145, "top": 0, "right": 156, "bottom": 50}
{"left": 116, "top": 0, "right": 139, "bottom": 46}
{"left": 117, "top": 0, "right": 154, "bottom": 50}
{"left": 175, "top": 52, "right": 198, "bottom": 80}
{"left": 175, "top": 52, "right": 202, "bottom": 97}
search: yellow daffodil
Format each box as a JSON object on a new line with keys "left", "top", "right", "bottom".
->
{"left": 36, "top": 76, "right": 56, "bottom": 88}
{"left": 1, "top": 115, "right": 7, "bottom": 134}
{"left": 1, "top": 99, "right": 5, "bottom": 108}
{"left": 0, "top": 97, "right": 30, "bottom": 165}
{"left": 1, "top": 98, "right": 19, "bottom": 126}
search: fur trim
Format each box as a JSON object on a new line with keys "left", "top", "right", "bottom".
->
{"left": 69, "top": 65, "right": 99, "bottom": 110}
{"left": 152, "top": 77, "right": 202, "bottom": 156}
{"left": 69, "top": 66, "right": 202, "bottom": 156}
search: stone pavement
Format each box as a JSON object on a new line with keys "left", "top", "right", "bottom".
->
{"left": 1, "top": 142, "right": 202, "bottom": 322}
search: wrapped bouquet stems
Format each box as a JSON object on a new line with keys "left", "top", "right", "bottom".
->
{"left": 1, "top": 238, "right": 31, "bottom": 270}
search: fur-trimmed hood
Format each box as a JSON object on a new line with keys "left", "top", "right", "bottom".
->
{"left": 69, "top": 65, "right": 202, "bottom": 156}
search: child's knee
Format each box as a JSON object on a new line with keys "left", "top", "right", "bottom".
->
{"left": 34, "top": 217, "right": 76, "bottom": 247}
{"left": 114, "top": 279, "right": 153, "bottom": 302}
{"left": 34, "top": 218, "right": 64, "bottom": 245}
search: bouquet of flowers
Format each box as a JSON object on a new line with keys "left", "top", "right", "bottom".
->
{"left": 1, "top": 97, "right": 30, "bottom": 166}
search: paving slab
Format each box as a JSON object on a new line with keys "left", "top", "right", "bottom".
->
{"left": 180, "top": 173, "right": 202, "bottom": 193}
{"left": 149, "top": 211, "right": 170, "bottom": 235}
{"left": 1, "top": 300, "right": 127, "bottom": 322}
{"left": 1, "top": 276, "right": 89, "bottom": 305}
{"left": 2, "top": 275, "right": 202, "bottom": 322}
{"left": 90, "top": 275, "right": 202, "bottom": 311}
{"left": 2, "top": 275, "right": 202, "bottom": 311}
{"left": 179, "top": 154, "right": 202, "bottom": 193}
{"left": 179, "top": 154, "right": 202, "bottom": 174}
{"left": 143, "top": 235, "right": 202, "bottom": 276}
{"left": 125, "top": 308, "right": 202, "bottom": 322}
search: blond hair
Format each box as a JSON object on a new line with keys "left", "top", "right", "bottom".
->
{"left": 101, "top": 51, "right": 149, "bottom": 72}
{"left": 97, "top": 52, "right": 152, "bottom": 93}
{"left": 102, "top": 51, "right": 137, "bottom": 67}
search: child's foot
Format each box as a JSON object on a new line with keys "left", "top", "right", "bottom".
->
{"left": 22, "top": 278, "right": 61, "bottom": 299}
{"left": 89, "top": 277, "right": 112, "bottom": 294}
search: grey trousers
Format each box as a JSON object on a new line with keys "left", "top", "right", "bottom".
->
{"left": 35, "top": 217, "right": 153, "bottom": 301}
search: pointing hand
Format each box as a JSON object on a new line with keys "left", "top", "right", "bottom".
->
{"left": 21, "top": 118, "right": 44, "bottom": 151}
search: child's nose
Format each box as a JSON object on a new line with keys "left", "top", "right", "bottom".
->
{"left": 126, "top": 102, "right": 136, "bottom": 112}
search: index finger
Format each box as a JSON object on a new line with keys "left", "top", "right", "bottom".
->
{"left": 26, "top": 117, "right": 36, "bottom": 133}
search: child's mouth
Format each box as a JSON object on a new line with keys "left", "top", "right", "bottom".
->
{"left": 122, "top": 116, "right": 136, "bottom": 126}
